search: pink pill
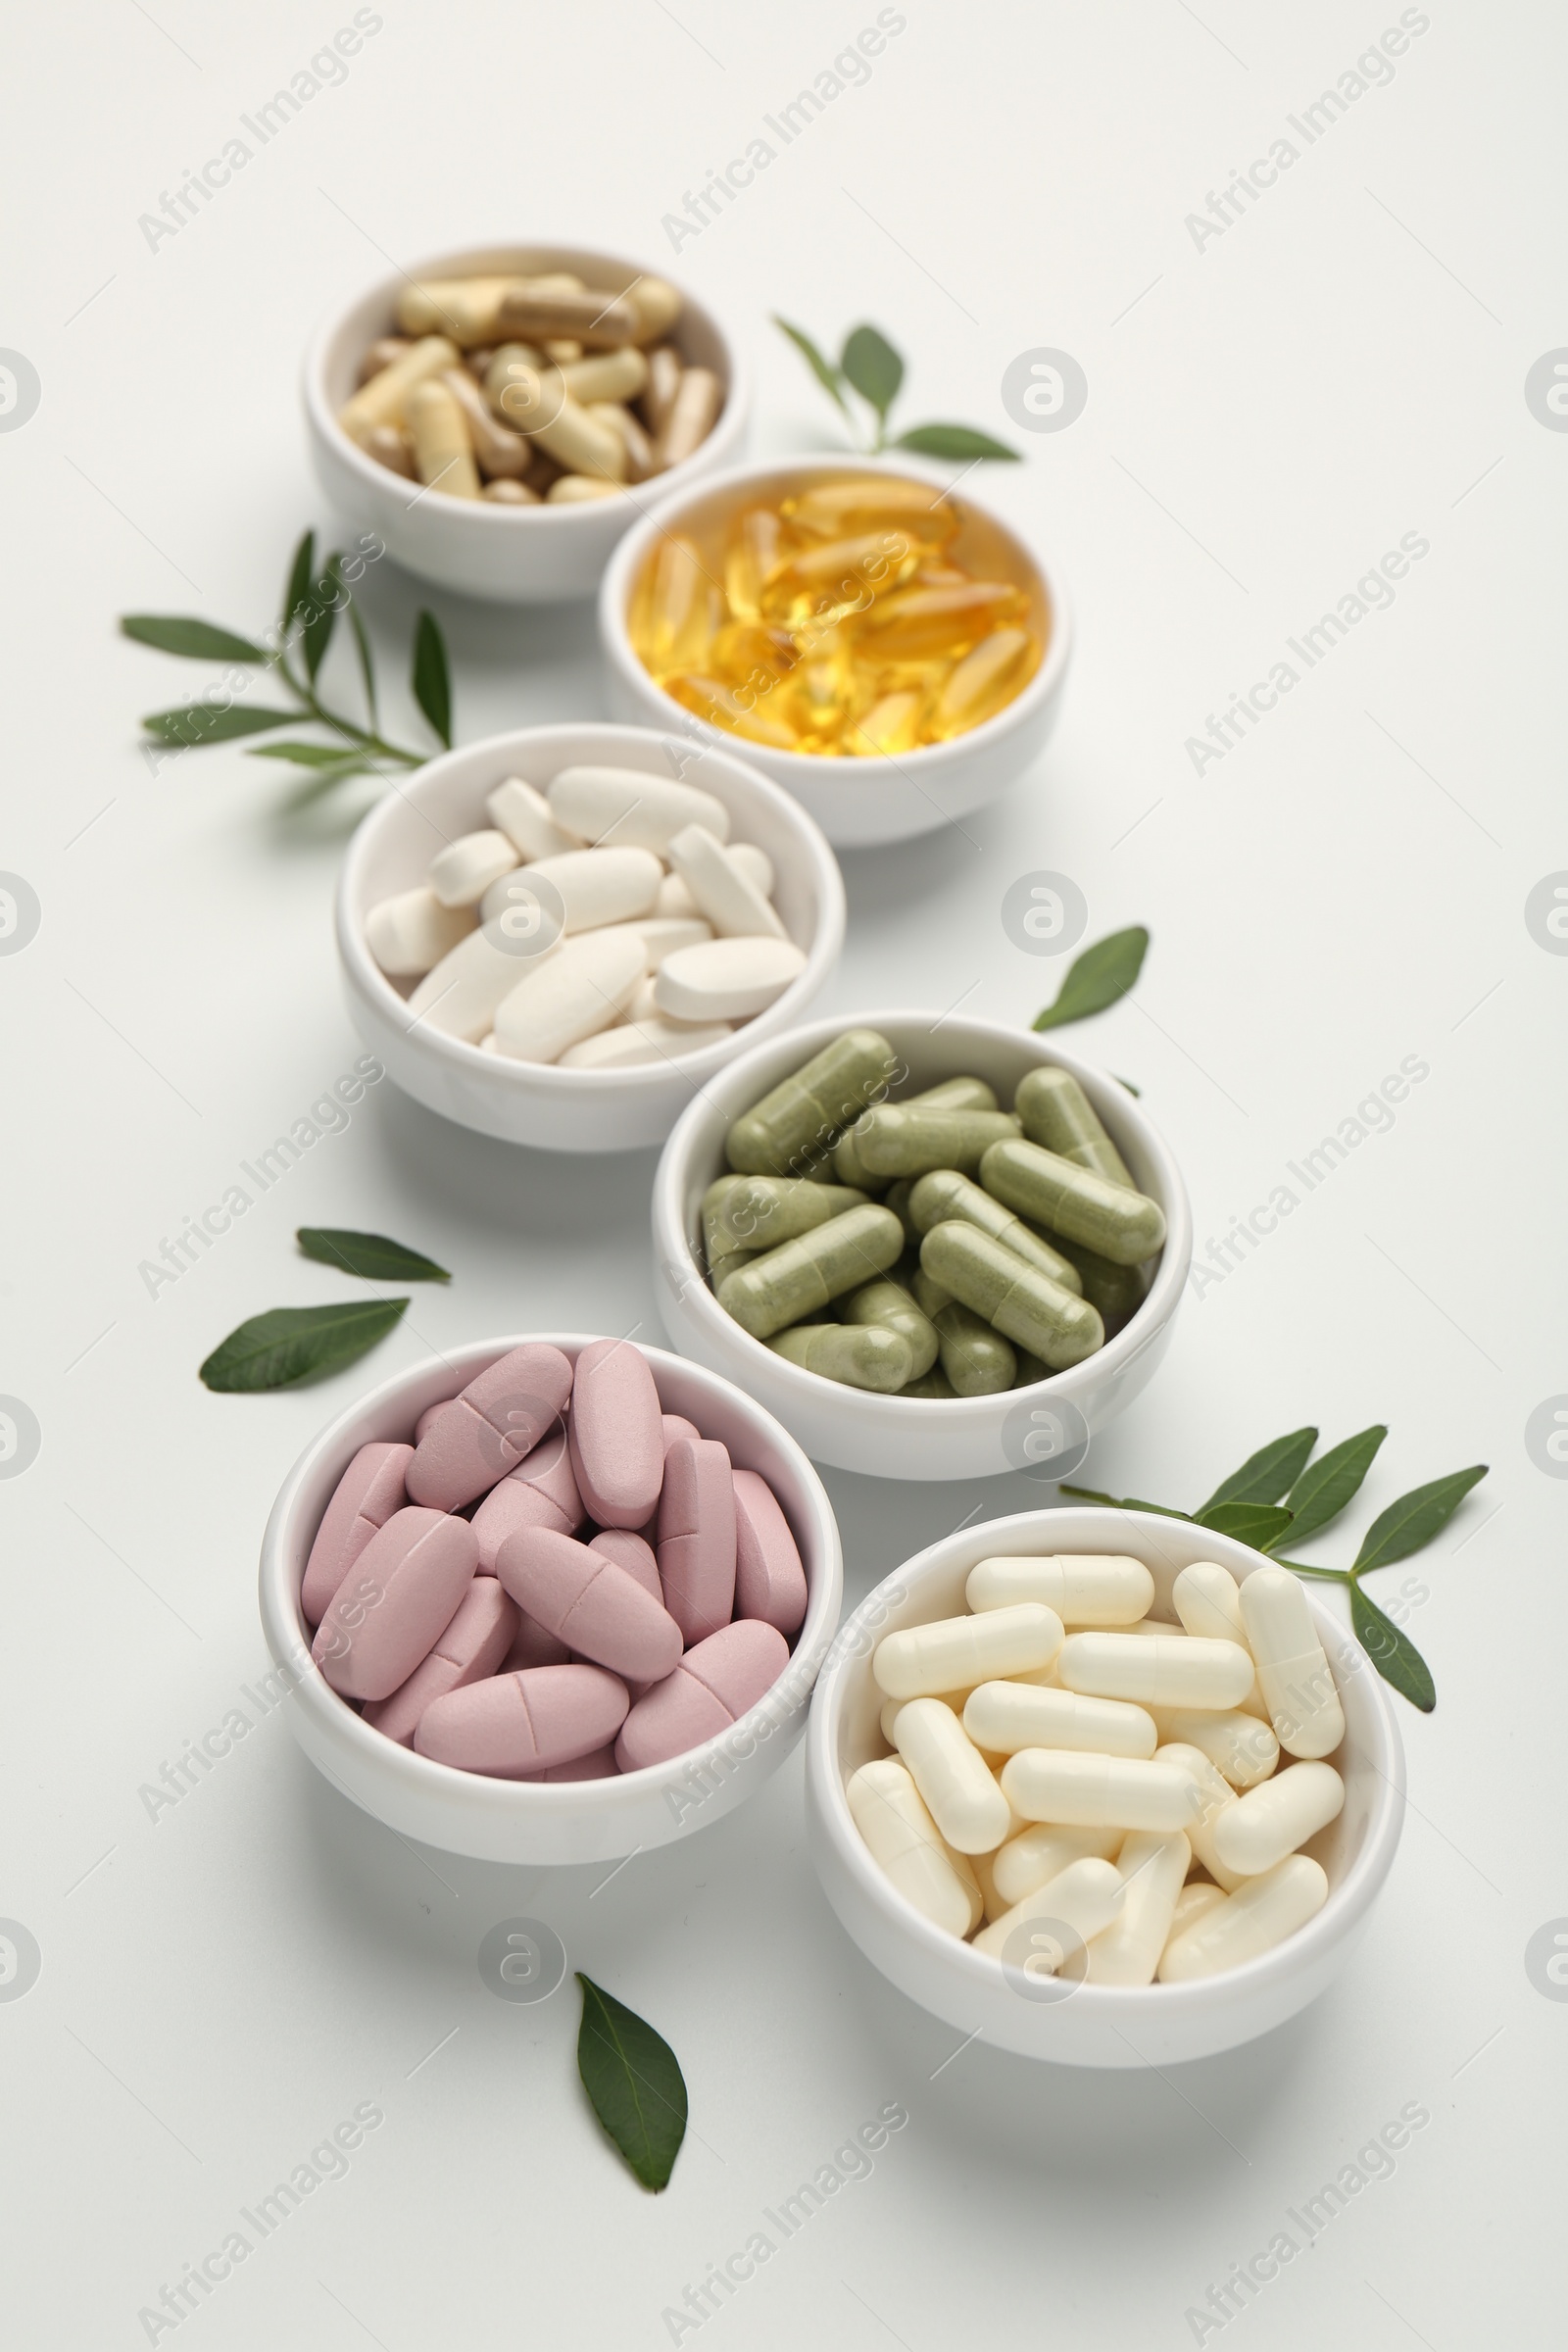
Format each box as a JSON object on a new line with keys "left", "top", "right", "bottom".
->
{"left": 732, "top": 1469, "right": 808, "bottom": 1636}
{"left": 662, "top": 1414, "right": 701, "bottom": 1449}
{"left": 416, "top": 1663, "right": 628, "bottom": 1777}
{"left": 301, "top": 1443, "right": 413, "bottom": 1626}
{"left": 496, "top": 1526, "right": 683, "bottom": 1683}
{"left": 614, "top": 1620, "right": 788, "bottom": 1772}
{"left": 313, "top": 1506, "right": 477, "bottom": 1701}
{"left": 517, "top": 1743, "right": 620, "bottom": 1784}
{"left": 658, "top": 1437, "right": 736, "bottom": 1646}
{"left": 502, "top": 1614, "right": 572, "bottom": 1672}
{"left": 414, "top": 1398, "right": 459, "bottom": 1446}
{"left": 567, "top": 1339, "right": 663, "bottom": 1528}
{"left": 364, "top": 1577, "right": 518, "bottom": 1747}
{"left": 470, "top": 1421, "right": 585, "bottom": 1569}
{"left": 588, "top": 1528, "right": 662, "bottom": 1603}
{"left": 406, "top": 1344, "right": 573, "bottom": 1511}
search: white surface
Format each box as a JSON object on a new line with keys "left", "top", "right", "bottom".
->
{"left": 1, "top": 5, "right": 1558, "bottom": 2347}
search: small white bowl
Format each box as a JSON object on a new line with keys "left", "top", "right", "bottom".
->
{"left": 258, "top": 1334, "right": 843, "bottom": 1866}
{"left": 652, "top": 1011, "right": 1190, "bottom": 1480}
{"left": 336, "top": 722, "right": 845, "bottom": 1153}
{"left": 599, "top": 455, "right": 1072, "bottom": 847}
{"left": 303, "top": 242, "right": 750, "bottom": 604}
{"left": 807, "top": 1508, "right": 1405, "bottom": 2068}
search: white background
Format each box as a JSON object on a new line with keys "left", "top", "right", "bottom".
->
{"left": 3, "top": 3, "right": 1562, "bottom": 2345}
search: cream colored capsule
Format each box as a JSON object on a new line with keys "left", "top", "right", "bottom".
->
{"left": 548, "top": 475, "right": 627, "bottom": 503}
{"left": 364, "top": 888, "right": 475, "bottom": 978}
{"left": 879, "top": 1690, "right": 974, "bottom": 1747}
{"left": 1172, "top": 1560, "right": 1247, "bottom": 1643}
{"left": 428, "top": 829, "right": 518, "bottom": 908}
{"left": 873, "top": 1601, "right": 1064, "bottom": 1701}
{"left": 395, "top": 275, "right": 516, "bottom": 345}
{"left": 1166, "top": 1881, "right": 1228, "bottom": 1943}
{"left": 339, "top": 335, "right": 460, "bottom": 441}
{"left": 846, "top": 1758, "right": 982, "bottom": 1938}
{"left": 440, "top": 368, "right": 535, "bottom": 479}
{"left": 962, "top": 1681, "right": 1156, "bottom": 1760}
{"left": 1240, "top": 1567, "right": 1346, "bottom": 1759}
{"left": 622, "top": 275, "right": 682, "bottom": 342}
{"left": 523, "top": 846, "right": 662, "bottom": 933}
{"left": 491, "top": 928, "right": 647, "bottom": 1064}
{"left": 971, "top": 1848, "right": 1011, "bottom": 1926}
{"left": 1154, "top": 1707, "right": 1279, "bottom": 1789}
{"left": 965, "top": 1553, "right": 1154, "bottom": 1626}
{"left": 493, "top": 362, "right": 626, "bottom": 479}
{"left": 1080, "top": 1831, "right": 1190, "bottom": 1986}
{"left": 494, "top": 283, "right": 638, "bottom": 348}
{"left": 1211, "top": 1760, "right": 1344, "bottom": 1877}
{"left": 557, "top": 1016, "right": 732, "bottom": 1069}
{"left": 408, "top": 379, "right": 481, "bottom": 499}
{"left": 483, "top": 478, "right": 540, "bottom": 504}
{"left": 1157, "top": 1854, "right": 1329, "bottom": 1983}
{"left": 657, "top": 366, "right": 722, "bottom": 466}
{"left": 1000, "top": 1749, "right": 1200, "bottom": 1834}
{"left": 590, "top": 401, "right": 660, "bottom": 481}
{"left": 972, "top": 1856, "right": 1124, "bottom": 1964}
{"left": 664, "top": 823, "right": 786, "bottom": 941}
{"left": 546, "top": 764, "right": 730, "bottom": 853}
{"left": 361, "top": 422, "right": 414, "bottom": 477}
{"left": 358, "top": 334, "right": 412, "bottom": 384}
{"left": 560, "top": 348, "right": 650, "bottom": 406}
{"left": 1153, "top": 1742, "right": 1248, "bottom": 1890}
{"left": 891, "top": 1698, "right": 1011, "bottom": 1853}
{"left": 486, "top": 776, "right": 577, "bottom": 861}
{"left": 1058, "top": 1631, "right": 1254, "bottom": 1711}
{"left": 990, "top": 1822, "right": 1121, "bottom": 1911}
{"left": 643, "top": 345, "right": 684, "bottom": 435}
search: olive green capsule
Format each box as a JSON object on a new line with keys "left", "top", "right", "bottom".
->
{"left": 980, "top": 1138, "right": 1165, "bottom": 1267}
{"left": 1014, "top": 1065, "right": 1134, "bottom": 1190}
{"left": 910, "top": 1265, "right": 953, "bottom": 1320}
{"left": 902, "top": 1365, "right": 957, "bottom": 1398}
{"left": 884, "top": 1178, "right": 921, "bottom": 1246}
{"left": 726, "top": 1028, "right": 901, "bottom": 1176}
{"left": 831, "top": 1118, "right": 887, "bottom": 1192}
{"left": 1042, "top": 1231, "right": 1149, "bottom": 1328}
{"left": 912, "top": 1074, "right": 999, "bottom": 1114}
{"left": 708, "top": 1246, "right": 760, "bottom": 1291}
{"left": 856, "top": 1104, "right": 1020, "bottom": 1179}
{"left": 932, "top": 1298, "right": 1016, "bottom": 1396}
{"left": 834, "top": 1074, "right": 997, "bottom": 1187}
{"left": 702, "top": 1174, "right": 746, "bottom": 1262}
{"left": 906, "top": 1168, "right": 1083, "bottom": 1295}
{"left": 766, "top": 1320, "right": 913, "bottom": 1393}
{"left": 716, "top": 1203, "right": 905, "bottom": 1339}
{"left": 921, "top": 1220, "right": 1105, "bottom": 1370}
{"left": 840, "top": 1275, "right": 940, "bottom": 1380}
{"left": 710, "top": 1176, "right": 868, "bottom": 1253}
{"left": 1011, "top": 1347, "right": 1051, "bottom": 1388}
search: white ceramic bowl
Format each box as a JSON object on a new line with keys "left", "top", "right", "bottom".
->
{"left": 652, "top": 1011, "right": 1190, "bottom": 1480}
{"left": 336, "top": 723, "right": 845, "bottom": 1153}
{"left": 599, "top": 455, "right": 1071, "bottom": 847}
{"left": 807, "top": 1507, "right": 1405, "bottom": 2068}
{"left": 304, "top": 242, "right": 750, "bottom": 603}
{"left": 258, "top": 1334, "right": 843, "bottom": 1866}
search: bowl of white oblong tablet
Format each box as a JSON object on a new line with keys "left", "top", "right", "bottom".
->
{"left": 806, "top": 1507, "right": 1405, "bottom": 2068}
{"left": 336, "top": 722, "right": 845, "bottom": 1152}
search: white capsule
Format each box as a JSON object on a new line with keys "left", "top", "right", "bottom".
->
{"left": 966, "top": 1552, "right": 1154, "bottom": 1625}
{"left": 880, "top": 1690, "right": 973, "bottom": 1746}
{"left": 962, "top": 1681, "right": 1155, "bottom": 1760}
{"left": 486, "top": 776, "right": 578, "bottom": 861}
{"left": 1157, "top": 1854, "right": 1329, "bottom": 1983}
{"left": 891, "top": 1699, "right": 1012, "bottom": 1854}
{"left": 364, "top": 887, "right": 475, "bottom": 977}
{"left": 990, "top": 1822, "right": 1121, "bottom": 1911}
{"left": 1000, "top": 1749, "right": 1200, "bottom": 1834}
{"left": 846, "top": 1758, "right": 982, "bottom": 1938}
{"left": 663, "top": 822, "right": 786, "bottom": 941}
{"left": 972, "top": 1855, "right": 1124, "bottom": 1964}
{"left": 519, "top": 845, "right": 663, "bottom": 934}
{"left": 408, "top": 925, "right": 547, "bottom": 1042}
{"left": 1172, "top": 1560, "right": 1248, "bottom": 1643}
{"left": 557, "top": 1016, "right": 732, "bottom": 1069}
{"left": 1058, "top": 1631, "right": 1255, "bottom": 1711}
{"left": 1166, "top": 1881, "right": 1227, "bottom": 1945}
{"left": 1152, "top": 1742, "right": 1248, "bottom": 1889}
{"left": 1153, "top": 1707, "right": 1279, "bottom": 1789}
{"left": 1211, "top": 1760, "right": 1344, "bottom": 1876}
{"left": 873, "top": 1602, "right": 1064, "bottom": 1701}
{"left": 545, "top": 763, "right": 730, "bottom": 853}
{"left": 653, "top": 935, "right": 806, "bottom": 1022}
{"left": 428, "top": 828, "right": 519, "bottom": 908}
{"left": 491, "top": 929, "right": 647, "bottom": 1064}
{"left": 970, "top": 1848, "right": 1012, "bottom": 1925}
{"left": 1240, "top": 1567, "right": 1346, "bottom": 1758}
{"left": 1081, "top": 1831, "right": 1190, "bottom": 1986}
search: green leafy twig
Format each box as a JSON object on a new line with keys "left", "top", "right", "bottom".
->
{"left": 1062, "top": 1425, "right": 1489, "bottom": 1711}
{"left": 575, "top": 1974, "right": 687, "bottom": 2191}
{"left": 773, "top": 317, "right": 1018, "bottom": 462}
{"left": 1033, "top": 927, "right": 1149, "bottom": 1031}
{"left": 122, "top": 528, "right": 453, "bottom": 791}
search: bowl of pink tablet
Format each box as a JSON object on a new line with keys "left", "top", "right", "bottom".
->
{"left": 258, "top": 1333, "right": 842, "bottom": 1864}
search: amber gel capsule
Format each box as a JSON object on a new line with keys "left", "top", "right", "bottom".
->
{"left": 716, "top": 1204, "right": 904, "bottom": 1339}
{"left": 980, "top": 1138, "right": 1165, "bottom": 1267}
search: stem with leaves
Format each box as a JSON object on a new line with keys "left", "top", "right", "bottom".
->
{"left": 773, "top": 318, "right": 1019, "bottom": 462}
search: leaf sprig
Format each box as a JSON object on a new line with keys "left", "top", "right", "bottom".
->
{"left": 773, "top": 318, "right": 1018, "bottom": 463}
{"left": 199, "top": 1228, "right": 445, "bottom": 1391}
{"left": 1063, "top": 1425, "right": 1488, "bottom": 1711}
{"left": 1033, "top": 926, "right": 1149, "bottom": 1032}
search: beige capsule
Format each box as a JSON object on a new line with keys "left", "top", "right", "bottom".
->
{"left": 589, "top": 401, "right": 660, "bottom": 482}
{"left": 547, "top": 475, "right": 628, "bottom": 504}
{"left": 642, "top": 345, "right": 684, "bottom": 435}
{"left": 543, "top": 339, "right": 583, "bottom": 365}
{"left": 361, "top": 422, "right": 414, "bottom": 479}
{"left": 657, "top": 367, "right": 722, "bottom": 467}
{"left": 495, "top": 282, "right": 638, "bottom": 349}
{"left": 483, "top": 478, "right": 540, "bottom": 505}
{"left": 440, "top": 368, "right": 533, "bottom": 479}
{"left": 407, "top": 380, "right": 481, "bottom": 500}
{"left": 491, "top": 362, "right": 626, "bottom": 481}
{"left": 358, "top": 334, "right": 412, "bottom": 385}
{"left": 395, "top": 275, "right": 519, "bottom": 345}
{"left": 621, "top": 275, "right": 683, "bottom": 342}
{"left": 561, "top": 348, "right": 651, "bottom": 407}
{"left": 339, "top": 335, "right": 459, "bottom": 441}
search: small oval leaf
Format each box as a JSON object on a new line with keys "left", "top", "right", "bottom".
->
{"left": 575, "top": 1974, "right": 687, "bottom": 2191}
{"left": 283, "top": 529, "right": 316, "bottom": 632}
{"left": 247, "top": 741, "right": 362, "bottom": 766}
{"left": 894, "top": 421, "right": 1021, "bottom": 461}
{"left": 1196, "top": 1500, "right": 1295, "bottom": 1548}
{"left": 142, "top": 704, "right": 298, "bottom": 746}
{"left": 1350, "top": 1466, "right": 1488, "bottom": 1575}
{"left": 1350, "top": 1582, "right": 1436, "bottom": 1711}
{"left": 412, "top": 611, "right": 452, "bottom": 747}
{"left": 771, "top": 315, "right": 849, "bottom": 413}
{"left": 1270, "top": 1425, "right": 1388, "bottom": 1550}
{"left": 121, "top": 615, "right": 268, "bottom": 663}
{"left": 840, "top": 323, "right": 905, "bottom": 418}
{"left": 199, "top": 1298, "right": 409, "bottom": 1392}
{"left": 296, "top": 1228, "right": 450, "bottom": 1282}
{"left": 1201, "top": 1428, "right": 1318, "bottom": 1513}
{"left": 1032, "top": 926, "right": 1150, "bottom": 1030}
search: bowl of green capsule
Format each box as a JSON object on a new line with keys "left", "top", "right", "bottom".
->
{"left": 651, "top": 1012, "right": 1191, "bottom": 1481}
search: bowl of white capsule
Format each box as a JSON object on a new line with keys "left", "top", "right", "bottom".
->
{"left": 806, "top": 1507, "right": 1405, "bottom": 2068}
{"left": 304, "top": 242, "right": 750, "bottom": 603}
{"left": 336, "top": 722, "right": 845, "bottom": 1153}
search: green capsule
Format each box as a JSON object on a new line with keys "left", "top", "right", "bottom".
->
{"left": 912, "top": 1075, "right": 999, "bottom": 1114}
{"left": 1042, "top": 1231, "right": 1149, "bottom": 1329}
{"left": 716, "top": 1203, "right": 905, "bottom": 1339}
{"left": 841, "top": 1275, "right": 940, "bottom": 1380}
{"left": 708, "top": 1246, "right": 760, "bottom": 1291}
{"left": 932, "top": 1298, "right": 1016, "bottom": 1396}
{"left": 902, "top": 1365, "right": 957, "bottom": 1398}
{"left": 856, "top": 1104, "right": 1020, "bottom": 1179}
{"left": 921, "top": 1219, "right": 1105, "bottom": 1370}
{"left": 766, "top": 1321, "right": 913, "bottom": 1393}
{"left": 710, "top": 1176, "right": 869, "bottom": 1253}
{"left": 1011, "top": 1347, "right": 1051, "bottom": 1388}
{"left": 726, "top": 1029, "right": 901, "bottom": 1176}
{"left": 910, "top": 1264, "right": 953, "bottom": 1319}
{"left": 702, "top": 1174, "right": 745, "bottom": 1261}
{"left": 906, "top": 1168, "right": 1083, "bottom": 1294}
{"left": 831, "top": 1118, "right": 888, "bottom": 1192}
{"left": 884, "top": 1178, "right": 921, "bottom": 1246}
{"left": 1014, "top": 1065, "right": 1134, "bottom": 1189}
{"left": 980, "top": 1138, "right": 1165, "bottom": 1267}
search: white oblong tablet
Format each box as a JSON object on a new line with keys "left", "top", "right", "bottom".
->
{"left": 429, "top": 829, "right": 519, "bottom": 907}
{"left": 365, "top": 887, "right": 475, "bottom": 977}
{"left": 664, "top": 824, "right": 786, "bottom": 941}
{"left": 546, "top": 764, "right": 731, "bottom": 852}
{"left": 729, "top": 843, "right": 773, "bottom": 899}
{"left": 408, "top": 926, "right": 550, "bottom": 1041}
{"left": 492, "top": 929, "right": 648, "bottom": 1063}
{"left": 557, "top": 1017, "right": 733, "bottom": 1068}
{"left": 486, "top": 776, "right": 577, "bottom": 861}
{"left": 653, "top": 935, "right": 807, "bottom": 1021}
{"left": 590, "top": 916, "right": 713, "bottom": 964}
{"left": 521, "top": 845, "right": 663, "bottom": 933}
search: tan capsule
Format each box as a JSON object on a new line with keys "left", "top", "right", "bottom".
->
{"left": 642, "top": 345, "right": 684, "bottom": 435}
{"left": 657, "top": 366, "right": 722, "bottom": 467}
{"left": 561, "top": 348, "right": 650, "bottom": 406}
{"left": 483, "top": 478, "right": 540, "bottom": 504}
{"left": 395, "top": 276, "right": 518, "bottom": 345}
{"left": 622, "top": 275, "right": 683, "bottom": 342}
{"left": 590, "top": 401, "right": 660, "bottom": 482}
{"left": 495, "top": 283, "right": 638, "bottom": 348}
{"left": 440, "top": 368, "right": 533, "bottom": 478}
{"left": 407, "top": 380, "right": 481, "bottom": 500}
{"left": 483, "top": 341, "right": 544, "bottom": 408}
{"left": 546, "top": 475, "right": 627, "bottom": 504}
{"left": 339, "top": 335, "right": 460, "bottom": 441}
{"left": 492, "top": 362, "right": 625, "bottom": 480}
{"left": 543, "top": 338, "right": 583, "bottom": 365}
{"left": 361, "top": 422, "right": 414, "bottom": 478}
{"left": 358, "top": 335, "right": 412, "bottom": 385}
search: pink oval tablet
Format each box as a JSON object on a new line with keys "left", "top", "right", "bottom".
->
{"left": 496, "top": 1526, "right": 683, "bottom": 1683}
{"left": 364, "top": 1577, "right": 518, "bottom": 1746}
{"left": 658, "top": 1438, "right": 737, "bottom": 1646}
{"left": 614, "top": 1620, "right": 789, "bottom": 1772}
{"left": 503, "top": 1614, "right": 572, "bottom": 1672}
{"left": 588, "top": 1527, "right": 662, "bottom": 1603}
{"left": 567, "top": 1338, "right": 664, "bottom": 1529}
{"left": 406, "top": 1344, "right": 573, "bottom": 1511}
{"left": 414, "top": 1398, "right": 459, "bottom": 1446}
{"left": 517, "top": 1743, "right": 619, "bottom": 1784}
{"left": 313, "top": 1506, "right": 477, "bottom": 1700}
{"left": 732, "top": 1469, "right": 808, "bottom": 1636}
{"left": 415, "top": 1663, "right": 628, "bottom": 1777}
{"left": 471, "top": 1421, "right": 585, "bottom": 1569}
{"left": 301, "top": 1442, "right": 413, "bottom": 1626}
{"left": 662, "top": 1414, "right": 701, "bottom": 1450}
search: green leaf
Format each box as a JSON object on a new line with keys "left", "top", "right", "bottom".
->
{"left": 412, "top": 611, "right": 452, "bottom": 746}
{"left": 1196, "top": 1501, "right": 1295, "bottom": 1549}
{"left": 121, "top": 615, "right": 268, "bottom": 663}
{"left": 302, "top": 559, "right": 338, "bottom": 682}
{"left": 330, "top": 554, "right": 378, "bottom": 726}
{"left": 1201, "top": 1428, "right": 1318, "bottom": 1513}
{"left": 283, "top": 529, "right": 315, "bottom": 634}
{"left": 1032, "top": 926, "right": 1150, "bottom": 1030}
{"left": 297, "top": 1228, "right": 450, "bottom": 1282}
{"left": 894, "top": 421, "right": 1021, "bottom": 461}
{"left": 142, "top": 703, "right": 298, "bottom": 746}
{"left": 1270, "top": 1425, "right": 1387, "bottom": 1550}
{"left": 1350, "top": 1582, "right": 1436, "bottom": 1712}
{"left": 771, "top": 316, "right": 849, "bottom": 414}
{"left": 1350, "top": 1465, "right": 1488, "bottom": 1576}
{"left": 840, "top": 324, "right": 904, "bottom": 419}
{"left": 1056, "top": 1485, "right": 1193, "bottom": 1521}
{"left": 247, "top": 741, "right": 361, "bottom": 766}
{"left": 199, "top": 1298, "right": 409, "bottom": 1392}
{"left": 575, "top": 1974, "right": 687, "bottom": 2191}
{"left": 1115, "top": 1075, "right": 1142, "bottom": 1096}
